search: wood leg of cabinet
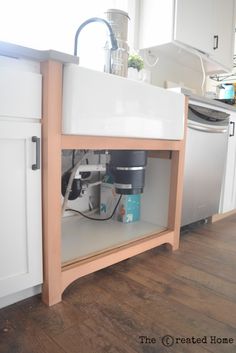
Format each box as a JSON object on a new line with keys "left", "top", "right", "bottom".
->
{"left": 167, "top": 99, "right": 187, "bottom": 251}
{"left": 41, "top": 60, "right": 63, "bottom": 306}
{"left": 168, "top": 149, "right": 186, "bottom": 251}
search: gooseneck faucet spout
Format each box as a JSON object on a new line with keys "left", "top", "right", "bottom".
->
{"left": 74, "top": 17, "right": 118, "bottom": 57}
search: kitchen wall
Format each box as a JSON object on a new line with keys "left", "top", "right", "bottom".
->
{"left": 142, "top": 49, "right": 204, "bottom": 95}
{"left": 139, "top": 33, "right": 236, "bottom": 97}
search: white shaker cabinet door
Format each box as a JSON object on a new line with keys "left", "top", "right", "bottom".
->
{"left": 0, "top": 121, "right": 42, "bottom": 298}
{"left": 211, "top": 0, "right": 235, "bottom": 71}
{"left": 174, "top": 0, "right": 214, "bottom": 55}
{"left": 220, "top": 114, "right": 236, "bottom": 213}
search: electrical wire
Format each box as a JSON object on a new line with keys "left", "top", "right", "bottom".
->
{"left": 66, "top": 194, "right": 122, "bottom": 221}
{"left": 72, "top": 149, "right": 89, "bottom": 168}
{"left": 61, "top": 150, "right": 91, "bottom": 215}
{"left": 143, "top": 50, "right": 159, "bottom": 68}
{"left": 72, "top": 150, "right": 75, "bottom": 168}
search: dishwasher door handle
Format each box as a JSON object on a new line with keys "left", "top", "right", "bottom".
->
{"left": 188, "top": 121, "right": 228, "bottom": 133}
{"left": 230, "top": 121, "right": 235, "bottom": 137}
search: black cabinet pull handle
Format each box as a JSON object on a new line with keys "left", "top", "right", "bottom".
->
{"left": 230, "top": 121, "right": 235, "bottom": 137}
{"left": 32, "top": 136, "right": 40, "bottom": 170}
{"left": 213, "top": 35, "right": 219, "bottom": 50}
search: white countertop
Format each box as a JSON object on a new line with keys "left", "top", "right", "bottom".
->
{"left": 189, "top": 93, "right": 236, "bottom": 112}
{"left": 168, "top": 87, "right": 236, "bottom": 112}
{"left": 0, "top": 40, "right": 79, "bottom": 64}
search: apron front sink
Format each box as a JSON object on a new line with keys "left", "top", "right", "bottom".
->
{"left": 62, "top": 64, "right": 185, "bottom": 140}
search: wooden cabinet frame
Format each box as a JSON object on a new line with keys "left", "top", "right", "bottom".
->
{"left": 41, "top": 60, "right": 187, "bottom": 306}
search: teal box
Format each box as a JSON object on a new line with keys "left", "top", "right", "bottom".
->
{"left": 100, "top": 182, "right": 117, "bottom": 217}
{"left": 117, "top": 194, "right": 141, "bottom": 223}
{"left": 100, "top": 181, "right": 141, "bottom": 223}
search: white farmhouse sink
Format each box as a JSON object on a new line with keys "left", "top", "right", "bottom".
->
{"left": 62, "top": 64, "right": 185, "bottom": 140}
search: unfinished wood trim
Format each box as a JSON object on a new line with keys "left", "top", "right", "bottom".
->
{"left": 61, "top": 134, "right": 183, "bottom": 151}
{"left": 167, "top": 97, "right": 188, "bottom": 250}
{"left": 148, "top": 150, "right": 172, "bottom": 159}
{"left": 41, "top": 61, "right": 63, "bottom": 306}
{"left": 211, "top": 209, "right": 236, "bottom": 223}
{"left": 61, "top": 230, "right": 174, "bottom": 293}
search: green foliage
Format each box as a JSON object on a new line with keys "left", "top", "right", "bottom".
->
{"left": 128, "top": 54, "right": 144, "bottom": 72}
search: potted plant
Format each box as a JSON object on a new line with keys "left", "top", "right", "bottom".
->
{"left": 128, "top": 53, "right": 144, "bottom": 71}
{"left": 128, "top": 53, "right": 144, "bottom": 80}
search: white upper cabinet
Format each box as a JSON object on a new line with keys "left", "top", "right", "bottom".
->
{"left": 138, "top": 0, "right": 235, "bottom": 72}
{"left": 211, "top": 0, "right": 236, "bottom": 70}
{"left": 174, "top": 0, "right": 214, "bottom": 55}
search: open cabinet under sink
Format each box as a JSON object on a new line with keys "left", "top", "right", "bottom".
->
{"left": 41, "top": 59, "right": 187, "bottom": 306}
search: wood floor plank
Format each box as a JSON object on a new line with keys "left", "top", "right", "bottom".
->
{"left": 16, "top": 295, "right": 88, "bottom": 336}
{"left": 0, "top": 307, "right": 67, "bottom": 353}
{"left": 51, "top": 318, "right": 138, "bottom": 353}
{"left": 184, "top": 231, "right": 236, "bottom": 254}
{"left": 166, "top": 241, "right": 236, "bottom": 283}
{"left": 182, "top": 224, "right": 236, "bottom": 249}
{"left": 144, "top": 251, "right": 236, "bottom": 302}
{"left": 92, "top": 266, "right": 236, "bottom": 353}
{"left": 64, "top": 277, "right": 209, "bottom": 353}
{"left": 180, "top": 235, "right": 236, "bottom": 267}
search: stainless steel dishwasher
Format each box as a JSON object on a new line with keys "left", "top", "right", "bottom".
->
{"left": 181, "top": 102, "right": 230, "bottom": 226}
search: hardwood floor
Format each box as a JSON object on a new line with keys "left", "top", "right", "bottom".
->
{"left": 1, "top": 215, "right": 236, "bottom": 353}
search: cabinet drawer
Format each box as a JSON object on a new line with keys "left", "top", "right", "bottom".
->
{"left": 0, "top": 67, "right": 42, "bottom": 119}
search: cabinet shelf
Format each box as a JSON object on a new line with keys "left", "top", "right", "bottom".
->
{"left": 62, "top": 216, "right": 166, "bottom": 265}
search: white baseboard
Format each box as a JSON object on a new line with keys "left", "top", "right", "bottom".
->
{"left": 0, "top": 285, "right": 42, "bottom": 309}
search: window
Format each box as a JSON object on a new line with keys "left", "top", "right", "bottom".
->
{"left": 0, "top": 0, "right": 135, "bottom": 71}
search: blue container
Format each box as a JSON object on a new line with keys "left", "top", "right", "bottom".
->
{"left": 117, "top": 194, "right": 141, "bottom": 223}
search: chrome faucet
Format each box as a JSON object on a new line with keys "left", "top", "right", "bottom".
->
{"left": 74, "top": 17, "right": 118, "bottom": 73}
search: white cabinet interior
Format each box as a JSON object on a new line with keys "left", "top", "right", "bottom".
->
{"left": 61, "top": 155, "right": 171, "bottom": 264}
